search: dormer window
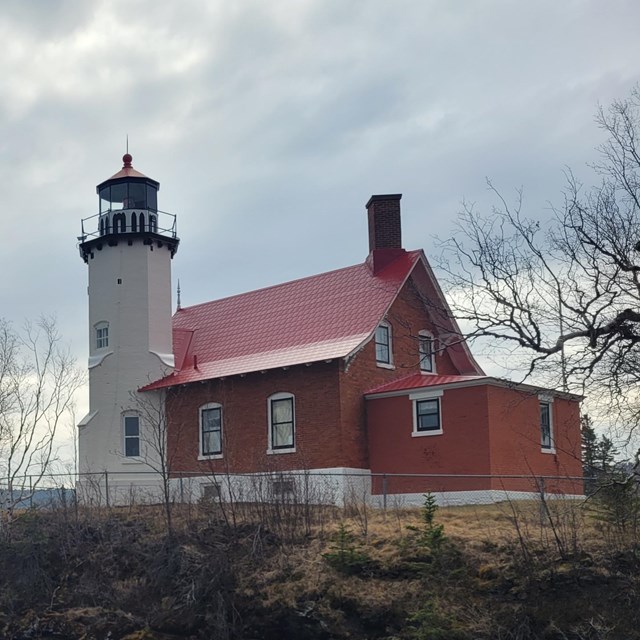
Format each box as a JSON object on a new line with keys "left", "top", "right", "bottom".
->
{"left": 419, "top": 331, "right": 435, "bottom": 373}
{"left": 95, "top": 322, "right": 109, "bottom": 349}
{"left": 375, "top": 322, "right": 393, "bottom": 367}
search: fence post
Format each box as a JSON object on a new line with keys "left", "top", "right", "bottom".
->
{"left": 179, "top": 476, "right": 185, "bottom": 504}
{"left": 382, "top": 474, "right": 388, "bottom": 511}
{"left": 539, "top": 477, "right": 545, "bottom": 526}
{"left": 105, "top": 471, "right": 110, "bottom": 508}
{"left": 29, "top": 475, "right": 33, "bottom": 509}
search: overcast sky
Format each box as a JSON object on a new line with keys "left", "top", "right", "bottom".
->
{"left": 1, "top": 0, "right": 639, "bottom": 457}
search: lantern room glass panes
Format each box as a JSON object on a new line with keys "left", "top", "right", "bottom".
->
{"left": 127, "top": 183, "right": 146, "bottom": 209}
{"left": 109, "top": 183, "right": 127, "bottom": 210}
{"left": 146, "top": 185, "right": 158, "bottom": 212}
{"left": 99, "top": 187, "right": 111, "bottom": 213}
{"left": 98, "top": 182, "right": 158, "bottom": 213}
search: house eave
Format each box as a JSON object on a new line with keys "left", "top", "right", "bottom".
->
{"left": 365, "top": 377, "right": 583, "bottom": 401}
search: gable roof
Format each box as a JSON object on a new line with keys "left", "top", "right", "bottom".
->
{"left": 143, "top": 250, "right": 423, "bottom": 389}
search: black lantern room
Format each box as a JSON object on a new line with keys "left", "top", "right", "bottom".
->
{"left": 78, "top": 154, "right": 179, "bottom": 263}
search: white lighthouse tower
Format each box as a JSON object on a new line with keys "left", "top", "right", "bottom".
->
{"left": 77, "top": 154, "right": 179, "bottom": 498}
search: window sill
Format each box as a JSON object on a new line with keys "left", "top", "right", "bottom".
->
{"left": 376, "top": 362, "right": 395, "bottom": 370}
{"left": 267, "top": 447, "right": 297, "bottom": 455}
{"left": 541, "top": 447, "right": 556, "bottom": 455}
{"left": 122, "top": 457, "right": 145, "bottom": 464}
{"left": 412, "top": 429, "right": 444, "bottom": 438}
{"left": 198, "top": 454, "right": 223, "bottom": 461}
{"left": 419, "top": 369, "right": 436, "bottom": 375}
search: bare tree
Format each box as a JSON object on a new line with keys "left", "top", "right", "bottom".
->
{"left": 439, "top": 88, "right": 640, "bottom": 419}
{"left": 125, "top": 386, "right": 192, "bottom": 536}
{"left": 0, "top": 317, "right": 83, "bottom": 523}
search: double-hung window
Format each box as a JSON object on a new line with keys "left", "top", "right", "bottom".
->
{"left": 540, "top": 400, "right": 554, "bottom": 451}
{"left": 268, "top": 393, "right": 295, "bottom": 451}
{"left": 123, "top": 415, "right": 140, "bottom": 457}
{"left": 96, "top": 322, "right": 109, "bottom": 349}
{"left": 416, "top": 399, "right": 441, "bottom": 432}
{"left": 200, "top": 404, "right": 223, "bottom": 457}
{"left": 419, "top": 331, "right": 434, "bottom": 372}
{"left": 411, "top": 390, "right": 444, "bottom": 437}
{"left": 375, "top": 322, "right": 392, "bottom": 366}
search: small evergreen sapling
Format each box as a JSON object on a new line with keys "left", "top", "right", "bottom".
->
{"left": 322, "top": 523, "right": 370, "bottom": 573}
{"left": 408, "top": 493, "right": 445, "bottom": 549}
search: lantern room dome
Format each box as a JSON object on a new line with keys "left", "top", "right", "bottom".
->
{"left": 103, "top": 153, "right": 152, "bottom": 182}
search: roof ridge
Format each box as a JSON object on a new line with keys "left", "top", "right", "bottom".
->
{"left": 177, "top": 250, "right": 421, "bottom": 314}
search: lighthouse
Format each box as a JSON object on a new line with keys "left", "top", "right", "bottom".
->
{"left": 77, "top": 154, "right": 179, "bottom": 495}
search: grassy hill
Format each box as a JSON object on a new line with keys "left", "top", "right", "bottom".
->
{"left": 0, "top": 497, "right": 638, "bottom": 639}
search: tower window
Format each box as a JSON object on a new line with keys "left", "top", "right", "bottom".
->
{"left": 95, "top": 322, "right": 109, "bottom": 349}
{"left": 123, "top": 415, "right": 140, "bottom": 457}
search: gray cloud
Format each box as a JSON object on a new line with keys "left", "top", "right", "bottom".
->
{"left": 0, "top": 0, "right": 639, "bottom": 436}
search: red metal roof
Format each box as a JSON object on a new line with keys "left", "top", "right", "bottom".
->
{"left": 105, "top": 154, "right": 150, "bottom": 181}
{"left": 365, "top": 373, "right": 488, "bottom": 396}
{"left": 142, "top": 250, "right": 422, "bottom": 390}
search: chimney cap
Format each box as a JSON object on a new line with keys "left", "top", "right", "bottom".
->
{"left": 366, "top": 194, "right": 402, "bottom": 209}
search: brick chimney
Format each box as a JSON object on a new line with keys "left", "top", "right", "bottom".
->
{"left": 366, "top": 194, "right": 406, "bottom": 274}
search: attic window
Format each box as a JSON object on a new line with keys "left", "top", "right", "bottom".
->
{"left": 375, "top": 322, "right": 393, "bottom": 367}
{"left": 419, "top": 331, "right": 434, "bottom": 373}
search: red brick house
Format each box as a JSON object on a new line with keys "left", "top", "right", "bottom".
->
{"left": 141, "top": 194, "right": 583, "bottom": 505}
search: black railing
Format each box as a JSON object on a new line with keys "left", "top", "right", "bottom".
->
{"left": 78, "top": 209, "right": 178, "bottom": 243}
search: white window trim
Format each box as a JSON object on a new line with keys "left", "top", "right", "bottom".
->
{"left": 122, "top": 412, "right": 142, "bottom": 458}
{"left": 375, "top": 321, "right": 395, "bottom": 369}
{"left": 95, "top": 321, "right": 109, "bottom": 350}
{"left": 539, "top": 394, "right": 556, "bottom": 454}
{"left": 410, "top": 389, "right": 444, "bottom": 437}
{"left": 419, "top": 330, "right": 436, "bottom": 374}
{"left": 198, "top": 402, "right": 223, "bottom": 460}
{"left": 267, "top": 392, "right": 296, "bottom": 454}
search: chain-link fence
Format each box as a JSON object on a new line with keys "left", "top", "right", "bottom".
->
{"left": 0, "top": 469, "right": 589, "bottom": 511}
